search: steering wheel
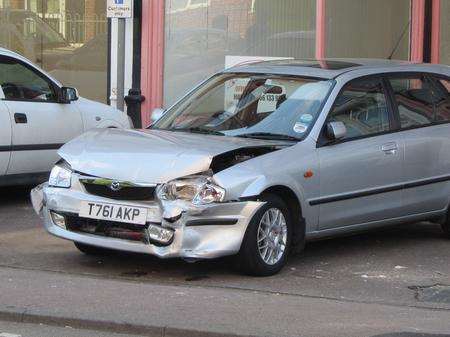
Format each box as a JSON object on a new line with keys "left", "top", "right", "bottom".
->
{"left": 2, "top": 82, "right": 24, "bottom": 99}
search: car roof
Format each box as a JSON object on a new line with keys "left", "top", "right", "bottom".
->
{"left": 223, "top": 58, "right": 449, "bottom": 79}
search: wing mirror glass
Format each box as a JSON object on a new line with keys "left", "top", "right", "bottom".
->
{"left": 326, "top": 121, "right": 347, "bottom": 141}
{"left": 150, "top": 107, "right": 165, "bottom": 125}
{"left": 60, "top": 87, "right": 79, "bottom": 103}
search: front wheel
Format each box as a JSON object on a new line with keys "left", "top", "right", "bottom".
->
{"left": 237, "top": 194, "right": 292, "bottom": 276}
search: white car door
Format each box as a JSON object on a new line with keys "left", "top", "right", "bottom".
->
{"left": 0, "top": 55, "right": 84, "bottom": 175}
{"left": 0, "top": 96, "right": 12, "bottom": 177}
{"left": 315, "top": 76, "right": 405, "bottom": 230}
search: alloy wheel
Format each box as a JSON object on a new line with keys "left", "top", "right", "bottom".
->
{"left": 257, "top": 208, "right": 288, "bottom": 265}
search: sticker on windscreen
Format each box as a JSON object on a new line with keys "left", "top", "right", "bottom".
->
{"left": 293, "top": 122, "right": 308, "bottom": 133}
{"left": 299, "top": 114, "right": 313, "bottom": 123}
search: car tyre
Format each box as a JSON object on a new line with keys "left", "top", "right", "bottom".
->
{"left": 237, "top": 194, "right": 292, "bottom": 276}
{"left": 74, "top": 242, "right": 112, "bottom": 255}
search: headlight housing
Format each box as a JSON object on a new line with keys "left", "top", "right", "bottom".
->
{"left": 49, "top": 162, "right": 72, "bottom": 188}
{"left": 156, "top": 176, "right": 225, "bottom": 205}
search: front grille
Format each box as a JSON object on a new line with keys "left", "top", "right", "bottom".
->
{"left": 82, "top": 182, "right": 156, "bottom": 201}
{"left": 66, "top": 214, "right": 148, "bottom": 243}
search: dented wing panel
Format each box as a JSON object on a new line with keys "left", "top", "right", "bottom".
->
{"left": 213, "top": 138, "right": 320, "bottom": 232}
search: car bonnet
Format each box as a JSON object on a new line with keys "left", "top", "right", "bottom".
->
{"left": 58, "top": 128, "right": 288, "bottom": 184}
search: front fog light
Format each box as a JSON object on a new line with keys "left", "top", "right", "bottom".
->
{"left": 50, "top": 211, "right": 66, "bottom": 228}
{"left": 147, "top": 224, "right": 174, "bottom": 244}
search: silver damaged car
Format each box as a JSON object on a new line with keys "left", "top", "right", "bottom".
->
{"left": 32, "top": 59, "right": 450, "bottom": 276}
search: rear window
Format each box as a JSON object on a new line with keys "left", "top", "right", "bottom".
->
{"left": 430, "top": 77, "right": 450, "bottom": 122}
{"left": 388, "top": 77, "right": 435, "bottom": 129}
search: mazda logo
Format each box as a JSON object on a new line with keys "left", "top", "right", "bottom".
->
{"left": 110, "top": 181, "right": 122, "bottom": 191}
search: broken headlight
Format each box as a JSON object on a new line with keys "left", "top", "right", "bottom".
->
{"left": 49, "top": 161, "right": 72, "bottom": 188}
{"left": 156, "top": 176, "right": 225, "bottom": 205}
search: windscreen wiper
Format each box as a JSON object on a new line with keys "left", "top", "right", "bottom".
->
{"left": 236, "top": 132, "right": 301, "bottom": 141}
{"left": 174, "top": 127, "right": 225, "bottom": 136}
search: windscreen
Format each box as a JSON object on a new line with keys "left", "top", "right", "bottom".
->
{"left": 154, "top": 73, "right": 334, "bottom": 141}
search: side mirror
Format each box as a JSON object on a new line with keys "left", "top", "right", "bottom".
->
{"left": 60, "top": 87, "right": 79, "bottom": 103}
{"left": 326, "top": 121, "right": 347, "bottom": 141}
{"left": 150, "top": 107, "right": 165, "bottom": 125}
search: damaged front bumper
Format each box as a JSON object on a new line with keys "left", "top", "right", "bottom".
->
{"left": 31, "top": 180, "right": 264, "bottom": 260}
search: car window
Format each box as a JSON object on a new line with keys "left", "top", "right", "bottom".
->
{"left": 0, "top": 58, "right": 56, "bottom": 102}
{"left": 429, "top": 76, "right": 450, "bottom": 123}
{"left": 388, "top": 76, "right": 435, "bottom": 129}
{"left": 327, "top": 77, "right": 390, "bottom": 140}
{"left": 154, "top": 73, "right": 333, "bottom": 140}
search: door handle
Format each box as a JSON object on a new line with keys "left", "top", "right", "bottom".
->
{"left": 14, "top": 113, "right": 27, "bottom": 124}
{"left": 381, "top": 142, "right": 398, "bottom": 155}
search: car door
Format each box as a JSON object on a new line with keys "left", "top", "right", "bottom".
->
{"left": 0, "top": 55, "right": 83, "bottom": 175}
{"left": 315, "top": 76, "right": 405, "bottom": 230}
{"left": 387, "top": 74, "right": 450, "bottom": 215}
{"left": 0, "top": 92, "right": 12, "bottom": 177}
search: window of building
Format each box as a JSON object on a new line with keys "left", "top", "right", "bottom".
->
{"left": 325, "top": 0, "right": 410, "bottom": 60}
{"left": 327, "top": 78, "right": 390, "bottom": 140}
{"left": 0, "top": 0, "right": 108, "bottom": 103}
{"left": 163, "top": 0, "right": 414, "bottom": 107}
{"left": 164, "top": 0, "right": 317, "bottom": 106}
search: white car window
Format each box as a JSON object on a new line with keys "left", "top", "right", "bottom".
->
{"left": 0, "top": 57, "right": 56, "bottom": 102}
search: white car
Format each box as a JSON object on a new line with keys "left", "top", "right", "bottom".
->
{"left": 0, "top": 48, "right": 131, "bottom": 186}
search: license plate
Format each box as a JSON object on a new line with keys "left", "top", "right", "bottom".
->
{"left": 79, "top": 201, "right": 148, "bottom": 225}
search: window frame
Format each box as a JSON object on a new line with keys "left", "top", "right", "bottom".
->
{"left": 0, "top": 55, "right": 61, "bottom": 104}
{"left": 384, "top": 72, "right": 450, "bottom": 132}
{"left": 317, "top": 74, "right": 397, "bottom": 147}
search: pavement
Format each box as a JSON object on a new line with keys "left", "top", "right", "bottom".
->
{"left": 0, "top": 186, "right": 450, "bottom": 337}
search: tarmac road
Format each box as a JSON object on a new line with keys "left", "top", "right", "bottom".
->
{"left": 0, "top": 186, "right": 449, "bottom": 337}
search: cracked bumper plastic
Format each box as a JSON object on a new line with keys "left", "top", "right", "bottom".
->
{"left": 31, "top": 182, "right": 264, "bottom": 259}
